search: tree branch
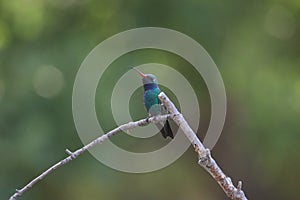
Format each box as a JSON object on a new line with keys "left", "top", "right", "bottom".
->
{"left": 158, "top": 92, "right": 247, "bottom": 200}
{"left": 9, "top": 114, "right": 172, "bottom": 200}
{"left": 10, "top": 92, "right": 248, "bottom": 200}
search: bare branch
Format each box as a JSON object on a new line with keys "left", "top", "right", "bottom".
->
{"left": 10, "top": 92, "right": 248, "bottom": 200}
{"left": 9, "top": 114, "right": 172, "bottom": 200}
{"left": 158, "top": 92, "right": 248, "bottom": 200}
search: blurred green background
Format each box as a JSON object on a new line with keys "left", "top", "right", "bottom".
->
{"left": 1, "top": 0, "right": 300, "bottom": 199}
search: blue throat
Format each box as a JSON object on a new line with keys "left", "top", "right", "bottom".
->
{"left": 143, "top": 83, "right": 158, "bottom": 91}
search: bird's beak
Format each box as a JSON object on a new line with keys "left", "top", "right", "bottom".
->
{"left": 131, "top": 66, "right": 146, "bottom": 78}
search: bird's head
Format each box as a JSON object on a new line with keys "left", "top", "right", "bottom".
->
{"left": 131, "top": 66, "right": 158, "bottom": 85}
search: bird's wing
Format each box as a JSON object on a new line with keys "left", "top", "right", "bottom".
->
{"left": 158, "top": 98, "right": 169, "bottom": 115}
{"left": 158, "top": 98, "right": 174, "bottom": 139}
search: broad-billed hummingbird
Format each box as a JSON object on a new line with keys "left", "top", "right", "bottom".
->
{"left": 131, "top": 66, "right": 174, "bottom": 139}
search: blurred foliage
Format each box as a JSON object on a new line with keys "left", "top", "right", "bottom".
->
{"left": 1, "top": 0, "right": 300, "bottom": 199}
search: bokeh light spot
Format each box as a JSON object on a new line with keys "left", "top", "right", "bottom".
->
{"left": 264, "top": 5, "right": 296, "bottom": 39}
{"left": 33, "top": 65, "right": 64, "bottom": 98}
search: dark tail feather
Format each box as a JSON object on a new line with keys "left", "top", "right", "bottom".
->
{"left": 160, "top": 120, "right": 174, "bottom": 139}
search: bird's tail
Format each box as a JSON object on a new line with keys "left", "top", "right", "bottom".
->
{"left": 157, "top": 120, "right": 174, "bottom": 139}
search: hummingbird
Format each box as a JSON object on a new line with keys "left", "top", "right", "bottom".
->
{"left": 131, "top": 66, "right": 174, "bottom": 139}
